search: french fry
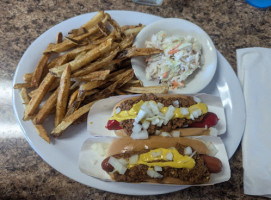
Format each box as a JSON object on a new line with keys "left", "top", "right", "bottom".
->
{"left": 34, "top": 124, "right": 50, "bottom": 143}
{"left": 49, "top": 38, "right": 113, "bottom": 76}
{"left": 115, "top": 89, "right": 129, "bottom": 95}
{"left": 13, "top": 82, "right": 33, "bottom": 89}
{"left": 51, "top": 101, "right": 95, "bottom": 137}
{"left": 31, "top": 54, "right": 50, "bottom": 87}
{"left": 43, "top": 26, "right": 99, "bottom": 54}
{"left": 23, "top": 73, "right": 33, "bottom": 83}
{"left": 20, "top": 88, "right": 30, "bottom": 105}
{"left": 74, "top": 70, "right": 110, "bottom": 82}
{"left": 55, "top": 65, "right": 71, "bottom": 126}
{"left": 118, "top": 47, "right": 162, "bottom": 59}
{"left": 23, "top": 73, "right": 55, "bottom": 120}
{"left": 56, "top": 32, "right": 63, "bottom": 44}
{"left": 121, "top": 24, "right": 143, "bottom": 31}
{"left": 122, "top": 85, "right": 169, "bottom": 94}
{"left": 71, "top": 46, "right": 119, "bottom": 77}
{"left": 70, "top": 80, "right": 80, "bottom": 91}
{"left": 82, "top": 11, "right": 105, "bottom": 30}
{"left": 123, "top": 26, "right": 145, "bottom": 36}
{"left": 125, "top": 79, "right": 143, "bottom": 87}
{"left": 79, "top": 80, "right": 107, "bottom": 91}
{"left": 119, "top": 35, "right": 134, "bottom": 50}
{"left": 68, "top": 89, "right": 79, "bottom": 108}
{"left": 33, "top": 88, "right": 58, "bottom": 124}
{"left": 66, "top": 89, "right": 98, "bottom": 117}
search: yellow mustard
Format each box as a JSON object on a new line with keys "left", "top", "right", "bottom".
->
{"left": 127, "top": 148, "right": 195, "bottom": 169}
{"left": 110, "top": 100, "right": 208, "bottom": 122}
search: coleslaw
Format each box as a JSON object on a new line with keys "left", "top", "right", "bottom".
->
{"left": 145, "top": 31, "right": 202, "bottom": 89}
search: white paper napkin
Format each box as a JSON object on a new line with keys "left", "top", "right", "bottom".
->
{"left": 237, "top": 47, "right": 271, "bottom": 197}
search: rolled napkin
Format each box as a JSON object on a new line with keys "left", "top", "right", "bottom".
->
{"left": 237, "top": 48, "right": 271, "bottom": 197}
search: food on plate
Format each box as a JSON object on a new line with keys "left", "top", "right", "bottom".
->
{"left": 79, "top": 136, "right": 230, "bottom": 185}
{"left": 106, "top": 93, "right": 219, "bottom": 139}
{"left": 144, "top": 31, "right": 202, "bottom": 89}
{"left": 14, "top": 11, "right": 164, "bottom": 142}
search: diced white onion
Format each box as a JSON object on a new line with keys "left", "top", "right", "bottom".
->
{"left": 184, "top": 146, "right": 192, "bottom": 155}
{"left": 157, "top": 102, "right": 164, "bottom": 109}
{"left": 155, "top": 130, "right": 161, "bottom": 135}
{"left": 135, "top": 110, "right": 146, "bottom": 123}
{"left": 190, "top": 113, "right": 194, "bottom": 120}
{"left": 173, "top": 100, "right": 179, "bottom": 107}
{"left": 154, "top": 166, "right": 163, "bottom": 172}
{"left": 165, "top": 152, "right": 173, "bottom": 160}
{"left": 193, "top": 96, "right": 201, "bottom": 103}
{"left": 130, "top": 129, "right": 148, "bottom": 139}
{"left": 108, "top": 157, "right": 127, "bottom": 175}
{"left": 91, "top": 143, "right": 108, "bottom": 156}
{"left": 142, "top": 120, "right": 150, "bottom": 130}
{"left": 191, "top": 109, "right": 202, "bottom": 118}
{"left": 151, "top": 118, "right": 160, "bottom": 125}
{"left": 132, "top": 122, "right": 142, "bottom": 133}
{"left": 206, "top": 142, "right": 218, "bottom": 156}
{"left": 209, "top": 127, "right": 218, "bottom": 137}
{"left": 161, "top": 132, "right": 172, "bottom": 137}
{"left": 147, "top": 169, "right": 163, "bottom": 178}
{"left": 149, "top": 101, "right": 160, "bottom": 115}
{"left": 180, "top": 107, "right": 189, "bottom": 115}
{"left": 172, "top": 130, "right": 180, "bottom": 137}
{"left": 163, "top": 105, "right": 175, "bottom": 125}
{"left": 157, "top": 119, "right": 164, "bottom": 127}
{"left": 151, "top": 150, "right": 162, "bottom": 158}
{"left": 115, "top": 107, "right": 121, "bottom": 114}
{"left": 118, "top": 158, "right": 128, "bottom": 165}
{"left": 129, "top": 154, "right": 139, "bottom": 164}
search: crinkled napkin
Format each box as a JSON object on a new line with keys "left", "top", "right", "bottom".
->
{"left": 237, "top": 48, "right": 271, "bottom": 197}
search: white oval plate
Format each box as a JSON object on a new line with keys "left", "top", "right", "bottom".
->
{"left": 12, "top": 10, "right": 245, "bottom": 195}
{"left": 132, "top": 18, "right": 217, "bottom": 94}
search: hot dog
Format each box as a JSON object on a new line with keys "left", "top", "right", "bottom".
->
{"left": 79, "top": 136, "right": 227, "bottom": 185}
{"left": 106, "top": 93, "right": 219, "bottom": 139}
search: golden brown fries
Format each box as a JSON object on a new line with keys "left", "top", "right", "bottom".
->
{"left": 55, "top": 65, "right": 71, "bottom": 126}
{"left": 33, "top": 88, "right": 58, "bottom": 124}
{"left": 20, "top": 88, "right": 30, "bottom": 105}
{"left": 14, "top": 11, "right": 169, "bottom": 143}
{"left": 34, "top": 124, "right": 50, "bottom": 143}
{"left": 23, "top": 73, "right": 33, "bottom": 83}
{"left": 56, "top": 32, "right": 63, "bottom": 44}
{"left": 51, "top": 101, "right": 95, "bottom": 137}
{"left": 49, "top": 38, "right": 113, "bottom": 76}
{"left": 122, "top": 85, "right": 169, "bottom": 94}
{"left": 31, "top": 54, "right": 50, "bottom": 87}
{"left": 14, "top": 82, "right": 33, "bottom": 89}
{"left": 23, "top": 73, "right": 55, "bottom": 120}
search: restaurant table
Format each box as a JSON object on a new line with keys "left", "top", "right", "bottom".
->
{"left": 1, "top": 0, "right": 270, "bottom": 199}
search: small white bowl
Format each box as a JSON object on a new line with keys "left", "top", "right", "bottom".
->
{"left": 131, "top": 18, "right": 217, "bottom": 94}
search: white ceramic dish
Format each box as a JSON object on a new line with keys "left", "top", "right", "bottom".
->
{"left": 12, "top": 10, "right": 246, "bottom": 195}
{"left": 132, "top": 18, "right": 217, "bottom": 94}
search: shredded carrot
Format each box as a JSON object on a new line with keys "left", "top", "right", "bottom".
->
{"left": 168, "top": 42, "right": 183, "bottom": 55}
{"left": 172, "top": 80, "right": 180, "bottom": 89}
{"left": 162, "top": 72, "right": 168, "bottom": 78}
{"left": 145, "top": 56, "right": 151, "bottom": 62}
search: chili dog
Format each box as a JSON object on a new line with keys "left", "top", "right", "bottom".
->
{"left": 106, "top": 93, "right": 219, "bottom": 139}
{"left": 78, "top": 136, "right": 230, "bottom": 185}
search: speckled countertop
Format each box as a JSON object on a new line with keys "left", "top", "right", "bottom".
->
{"left": 1, "top": 0, "right": 270, "bottom": 199}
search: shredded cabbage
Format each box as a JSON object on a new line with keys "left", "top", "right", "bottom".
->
{"left": 145, "top": 31, "right": 202, "bottom": 89}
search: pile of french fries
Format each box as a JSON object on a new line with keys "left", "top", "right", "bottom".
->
{"left": 14, "top": 11, "right": 168, "bottom": 144}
